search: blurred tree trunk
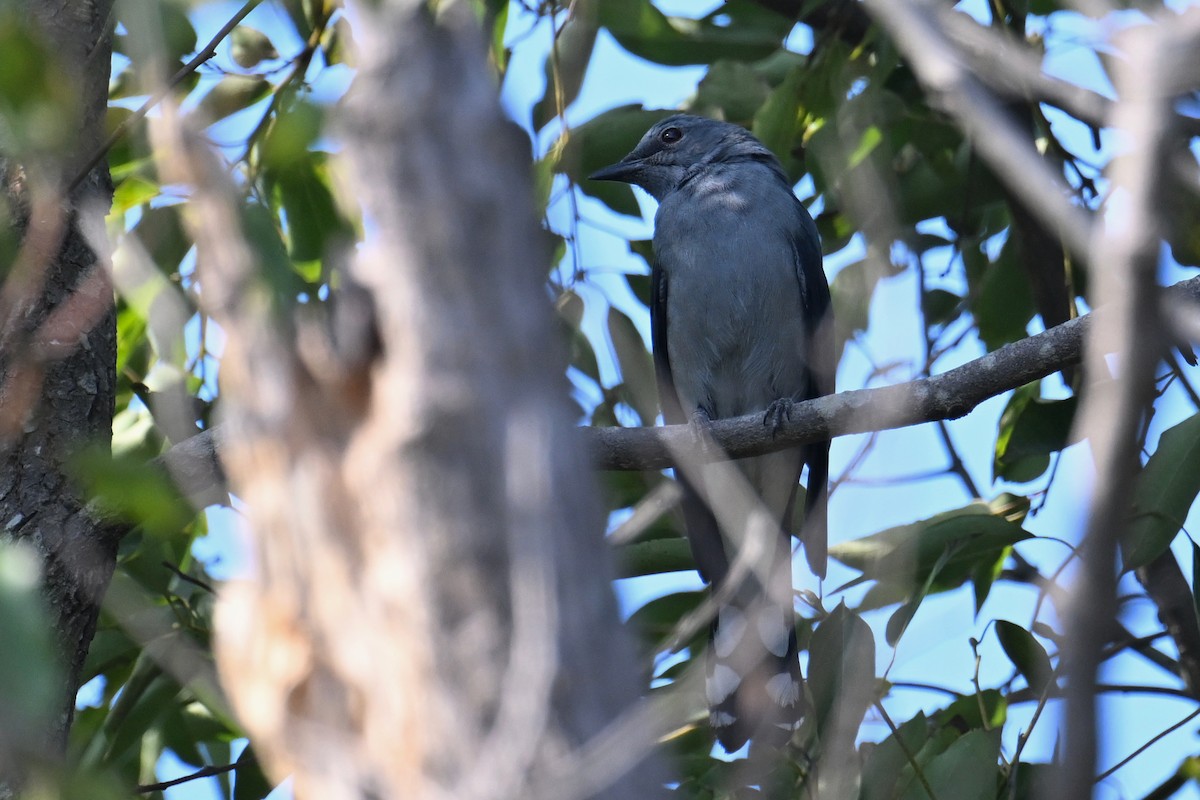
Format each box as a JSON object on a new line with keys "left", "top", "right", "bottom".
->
{"left": 191, "top": 2, "right": 668, "bottom": 798}
{"left": 0, "top": 0, "right": 117, "bottom": 793}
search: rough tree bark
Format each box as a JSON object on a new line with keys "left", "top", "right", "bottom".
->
{"left": 0, "top": 0, "right": 116, "bottom": 793}
{"left": 147, "top": 2, "right": 667, "bottom": 799}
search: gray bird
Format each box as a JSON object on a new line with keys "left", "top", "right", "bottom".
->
{"left": 590, "top": 114, "right": 833, "bottom": 751}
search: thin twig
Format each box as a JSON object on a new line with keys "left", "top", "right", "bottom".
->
{"left": 67, "top": 0, "right": 265, "bottom": 194}
{"left": 1093, "top": 708, "right": 1200, "bottom": 784}
{"left": 137, "top": 762, "right": 238, "bottom": 793}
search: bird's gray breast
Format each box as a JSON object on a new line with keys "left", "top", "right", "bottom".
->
{"left": 654, "top": 164, "right": 809, "bottom": 420}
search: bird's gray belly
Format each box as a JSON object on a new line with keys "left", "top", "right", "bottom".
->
{"left": 665, "top": 270, "right": 805, "bottom": 420}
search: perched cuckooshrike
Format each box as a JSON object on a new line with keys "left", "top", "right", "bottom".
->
{"left": 590, "top": 114, "right": 833, "bottom": 751}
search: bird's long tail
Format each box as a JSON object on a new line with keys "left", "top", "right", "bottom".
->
{"left": 704, "top": 521, "right": 805, "bottom": 752}
{"left": 681, "top": 451, "right": 807, "bottom": 751}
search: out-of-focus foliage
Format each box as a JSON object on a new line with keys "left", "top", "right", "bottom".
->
{"left": 38, "top": 0, "right": 355, "bottom": 797}
{"left": 6, "top": 0, "right": 1200, "bottom": 796}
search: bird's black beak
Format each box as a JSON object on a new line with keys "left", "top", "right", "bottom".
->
{"left": 588, "top": 158, "right": 640, "bottom": 183}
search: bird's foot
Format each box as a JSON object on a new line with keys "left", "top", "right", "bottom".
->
{"left": 687, "top": 407, "right": 716, "bottom": 457}
{"left": 763, "top": 398, "right": 795, "bottom": 438}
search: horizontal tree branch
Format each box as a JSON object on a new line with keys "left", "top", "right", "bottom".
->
{"left": 584, "top": 275, "right": 1200, "bottom": 472}
{"left": 159, "top": 275, "right": 1200, "bottom": 487}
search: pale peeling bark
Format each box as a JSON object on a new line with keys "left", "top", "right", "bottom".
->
{"left": 160, "top": 2, "right": 667, "bottom": 798}
{"left": 0, "top": 0, "right": 116, "bottom": 794}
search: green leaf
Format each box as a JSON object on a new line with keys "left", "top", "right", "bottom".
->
{"left": 693, "top": 60, "right": 770, "bottom": 125}
{"left": 934, "top": 690, "right": 1006, "bottom": 731}
{"left": 489, "top": 3, "right": 509, "bottom": 75}
{"left": 1164, "top": 165, "right": 1200, "bottom": 267}
{"left": 161, "top": 701, "right": 230, "bottom": 767}
{"left": 267, "top": 155, "right": 351, "bottom": 264}
{"left": 1193, "top": 541, "right": 1200, "bottom": 631}
{"left": 72, "top": 448, "right": 193, "bottom": 538}
{"left": 808, "top": 603, "right": 876, "bottom": 742}
{"left": 972, "top": 237, "right": 1035, "bottom": 352}
{"left": 626, "top": 590, "right": 705, "bottom": 644}
{"left": 261, "top": 102, "right": 324, "bottom": 170}
{"left": 994, "top": 620, "right": 1054, "bottom": 696}
{"left": 607, "top": 306, "right": 657, "bottom": 425}
{"left": 994, "top": 384, "right": 1077, "bottom": 483}
{"left": 831, "top": 502, "right": 1030, "bottom": 609}
{"left": 195, "top": 75, "right": 271, "bottom": 124}
{"left": 556, "top": 291, "right": 601, "bottom": 385}
{"left": 861, "top": 713, "right": 933, "bottom": 800}
{"left": 848, "top": 125, "right": 883, "bottom": 169}
{"left": 921, "top": 288, "right": 962, "bottom": 327}
{"left": 279, "top": 0, "right": 314, "bottom": 39}
{"left": 0, "top": 543, "right": 61, "bottom": 740}
{"left": 231, "top": 26, "right": 279, "bottom": 69}
{"left": 81, "top": 628, "right": 139, "bottom": 687}
{"left": 0, "top": 12, "right": 80, "bottom": 159}
{"left": 1122, "top": 412, "right": 1200, "bottom": 571}
{"left": 625, "top": 272, "right": 651, "bottom": 307}
{"left": 115, "top": 0, "right": 198, "bottom": 68}
{"left": 241, "top": 201, "right": 306, "bottom": 310}
{"left": 600, "top": 469, "right": 656, "bottom": 510}
{"left": 597, "top": 0, "right": 790, "bottom": 67}
{"left": 615, "top": 537, "right": 694, "bottom": 578}
{"left": 752, "top": 61, "right": 805, "bottom": 179}
{"left": 134, "top": 204, "right": 192, "bottom": 278}
{"left": 321, "top": 17, "right": 356, "bottom": 68}
{"left": 112, "top": 176, "right": 160, "bottom": 214}
{"left": 901, "top": 728, "right": 1002, "bottom": 800}
{"left": 99, "top": 660, "right": 179, "bottom": 766}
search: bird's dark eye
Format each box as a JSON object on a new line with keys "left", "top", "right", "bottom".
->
{"left": 660, "top": 126, "right": 683, "bottom": 144}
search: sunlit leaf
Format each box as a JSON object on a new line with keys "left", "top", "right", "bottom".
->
{"left": 934, "top": 690, "right": 1006, "bottom": 731}
{"left": 112, "top": 176, "right": 159, "bottom": 214}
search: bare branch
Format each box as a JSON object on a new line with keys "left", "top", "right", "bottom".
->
{"left": 162, "top": 277, "right": 1200, "bottom": 492}
{"left": 585, "top": 275, "right": 1200, "bottom": 471}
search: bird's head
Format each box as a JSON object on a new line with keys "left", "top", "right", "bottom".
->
{"left": 588, "top": 114, "right": 778, "bottom": 201}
